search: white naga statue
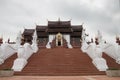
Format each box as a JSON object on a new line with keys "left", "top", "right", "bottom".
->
{"left": 32, "top": 30, "right": 37, "bottom": 44}
{"left": 15, "top": 31, "right": 22, "bottom": 49}
{"left": 81, "top": 29, "right": 86, "bottom": 42}
{"left": 81, "top": 29, "right": 89, "bottom": 52}
{"left": 97, "top": 30, "right": 103, "bottom": 45}
{"left": 31, "top": 30, "right": 38, "bottom": 53}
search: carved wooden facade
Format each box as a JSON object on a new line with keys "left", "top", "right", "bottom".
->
{"left": 23, "top": 20, "right": 83, "bottom": 47}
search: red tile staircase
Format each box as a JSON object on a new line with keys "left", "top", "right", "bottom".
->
{"left": 103, "top": 53, "right": 120, "bottom": 69}
{"left": 0, "top": 53, "right": 17, "bottom": 70}
{"left": 0, "top": 47, "right": 120, "bottom": 76}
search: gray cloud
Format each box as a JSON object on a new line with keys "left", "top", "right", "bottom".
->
{"left": 50, "top": 0, "right": 120, "bottom": 39}
{"left": 0, "top": 0, "right": 120, "bottom": 42}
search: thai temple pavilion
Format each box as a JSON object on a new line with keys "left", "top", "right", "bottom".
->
{"left": 22, "top": 20, "right": 83, "bottom": 48}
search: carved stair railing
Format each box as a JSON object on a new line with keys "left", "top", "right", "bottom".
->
{"left": 81, "top": 43, "right": 108, "bottom": 71}
{"left": 0, "top": 43, "right": 17, "bottom": 65}
{"left": 12, "top": 43, "right": 36, "bottom": 71}
{"left": 103, "top": 43, "right": 120, "bottom": 64}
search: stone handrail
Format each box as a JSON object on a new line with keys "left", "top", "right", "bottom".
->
{"left": 81, "top": 43, "right": 108, "bottom": 71}
{"left": 12, "top": 43, "right": 35, "bottom": 71}
{"left": 0, "top": 43, "right": 16, "bottom": 65}
{"left": 103, "top": 43, "right": 120, "bottom": 64}
{"left": 87, "top": 44, "right": 108, "bottom": 71}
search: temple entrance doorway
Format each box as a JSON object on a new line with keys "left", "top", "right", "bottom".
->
{"left": 58, "top": 41, "right": 61, "bottom": 46}
{"left": 56, "top": 33, "right": 63, "bottom": 46}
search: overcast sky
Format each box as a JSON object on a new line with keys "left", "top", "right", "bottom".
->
{"left": 0, "top": 0, "right": 120, "bottom": 43}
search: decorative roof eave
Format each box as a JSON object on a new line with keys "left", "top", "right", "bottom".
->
{"left": 48, "top": 20, "right": 71, "bottom": 26}
{"left": 36, "top": 25, "right": 47, "bottom": 32}
{"left": 47, "top": 28, "right": 72, "bottom": 33}
{"left": 23, "top": 29, "right": 35, "bottom": 35}
{"left": 72, "top": 25, "right": 83, "bottom": 32}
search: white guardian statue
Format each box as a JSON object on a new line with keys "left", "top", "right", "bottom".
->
{"left": 15, "top": 31, "right": 22, "bottom": 49}
{"left": 31, "top": 30, "right": 38, "bottom": 53}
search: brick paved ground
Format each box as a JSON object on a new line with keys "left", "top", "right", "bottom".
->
{"left": 0, "top": 76, "right": 120, "bottom": 80}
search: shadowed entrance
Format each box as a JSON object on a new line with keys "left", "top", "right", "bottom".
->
{"left": 56, "top": 33, "right": 63, "bottom": 46}
{"left": 58, "top": 41, "right": 61, "bottom": 46}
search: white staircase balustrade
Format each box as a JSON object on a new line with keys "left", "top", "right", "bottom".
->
{"left": 63, "top": 35, "right": 73, "bottom": 48}
{"left": 86, "top": 43, "right": 103, "bottom": 59}
{"left": 91, "top": 30, "right": 108, "bottom": 71}
{"left": 31, "top": 30, "right": 38, "bottom": 53}
{"left": 46, "top": 42, "right": 51, "bottom": 49}
{"left": 0, "top": 43, "right": 16, "bottom": 65}
{"left": 81, "top": 28, "right": 89, "bottom": 52}
{"left": 103, "top": 43, "right": 120, "bottom": 64}
{"left": 81, "top": 41, "right": 89, "bottom": 53}
{"left": 12, "top": 58, "right": 27, "bottom": 71}
{"left": 83, "top": 43, "right": 108, "bottom": 71}
{"left": 23, "top": 43, "right": 34, "bottom": 60}
{"left": 14, "top": 31, "right": 22, "bottom": 49}
{"left": 12, "top": 43, "right": 34, "bottom": 71}
{"left": 17, "top": 46, "right": 25, "bottom": 58}
{"left": 92, "top": 58, "right": 108, "bottom": 71}
{"left": 90, "top": 44, "right": 108, "bottom": 71}
{"left": 86, "top": 43, "right": 98, "bottom": 59}
{"left": 81, "top": 30, "right": 108, "bottom": 71}
{"left": 31, "top": 43, "right": 38, "bottom": 53}
{"left": 67, "top": 43, "right": 73, "bottom": 49}
{"left": 0, "top": 46, "right": 4, "bottom": 64}
{"left": 117, "top": 45, "right": 120, "bottom": 63}
{"left": 46, "top": 35, "right": 55, "bottom": 49}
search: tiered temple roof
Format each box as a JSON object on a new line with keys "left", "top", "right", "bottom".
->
{"left": 48, "top": 21, "right": 71, "bottom": 27}
{"left": 71, "top": 25, "right": 83, "bottom": 37}
{"left": 23, "top": 29, "right": 34, "bottom": 35}
{"left": 22, "top": 20, "right": 83, "bottom": 42}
